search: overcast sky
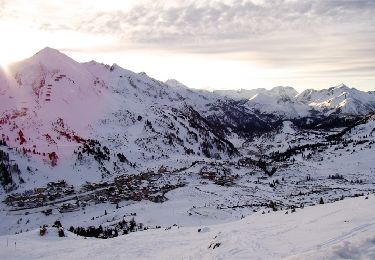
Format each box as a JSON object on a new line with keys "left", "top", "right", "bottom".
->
{"left": 0, "top": 0, "right": 374, "bottom": 91}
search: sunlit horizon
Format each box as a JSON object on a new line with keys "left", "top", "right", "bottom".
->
{"left": 1, "top": 0, "right": 374, "bottom": 92}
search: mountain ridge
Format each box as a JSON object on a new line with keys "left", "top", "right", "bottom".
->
{"left": 0, "top": 47, "right": 375, "bottom": 242}
{"left": 0, "top": 47, "right": 374, "bottom": 162}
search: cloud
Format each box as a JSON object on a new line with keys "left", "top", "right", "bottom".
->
{"left": 63, "top": 0, "right": 374, "bottom": 47}
{"left": 30, "top": 0, "right": 374, "bottom": 84}
{"left": 8, "top": 0, "right": 372, "bottom": 54}
{"left": 1, "top": 0, "right": 374, "bottom": 89}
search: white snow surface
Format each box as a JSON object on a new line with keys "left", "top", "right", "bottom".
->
{"left": 1, "top": 48, "right": 375, "bottom": 253}
{"left": 246, "top": 91, "right": 310, "bottom": 118}
{"left": 297, "top": 84, "right": 375, "bottom": 115}
{"left": 217, "top": 84, "right": 375, "bottom": 117}
{"left": 0, "top": 195, "right": 374, "bottom": 260}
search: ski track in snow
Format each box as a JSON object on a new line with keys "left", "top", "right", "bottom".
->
{"left": 0, "top": 48, "right": 375, "bottom": 259}
{"left": 0, "top": 196, "right": 374, "bottom": 259}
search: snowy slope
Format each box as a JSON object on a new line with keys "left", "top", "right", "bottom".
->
{"left": 0, "top": 49, "right": 373, "bottom": 193}
{"left": 1, "top": 47, "right": 107, "bottom": 157}
{"left": 245, "top": 91, "right": 310, "bottom": 118}
{"left": 215, "top": 86, "right": 298, "bottom": 100}
{"left": 0, "top": 195, "right": 374, "bottom": 260}
{"left": 1, "top": 116, "right": 374, "bottom": 239}
{"left": 216, "top": 86, "right": 311, "bottom": 118}
{"left": 216, "top": 84, "right": 375, "bottom": 118}
{"left": 0, "top": 47, "right": 239, "bottom": 191}
{"left": 0, "top": 48, "right": 234, "bottom": 158}
{"left": 1, "top": 47, "right": 375, "bottom": 241}
{"left": 1, "top": 48, "right": 373, "bottom": 164}
{"left": 214, "top": 88, "right": 267, "bottom": 100}
{"left": 297, "top": 84, "right": 375, "bottom": 115}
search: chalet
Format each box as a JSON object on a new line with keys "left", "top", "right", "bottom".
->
{"left": 215, "top": 178, "right": 233, "bottom": 186}
{"left": 59, "top": 203, "right": 79, "bottom": 213}
{"left": 149, "top": 195, "right": 165, "bottom": 203}
{"left": 4, "top": 195, "right": 22, "bottom": 204}
{"left": 200, "top": 170, "right": 216, "bottom": 181}
{"left": 158, "top": 166, "right": 168, "bottom": 173}
{"left": 42, "top": 208, "right": 52, "bottom": 216}
{"left": 47, "top": 180, "right": 67, "bottom": 188}
{"left": 34, "top": 187, "right": 46, "bottom": 193}
{"left": 131, "top": 192, "right": 142, "bottom": 201}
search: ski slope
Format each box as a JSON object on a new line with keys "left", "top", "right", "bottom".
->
{"left": 0, "top": 195, "right": 374, "bottom": 260}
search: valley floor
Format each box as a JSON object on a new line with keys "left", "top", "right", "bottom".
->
{"left": 0, "top": 195, "right": 374, "bottom": 260}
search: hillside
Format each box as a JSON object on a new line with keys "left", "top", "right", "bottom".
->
{"left": 0, "top": 195, "right": 374, "bottom": 260}
{"left": 216, "top": 84, "right": 375, "bottom": 117}
{"left": 297, "top": 84, "right": 375, "bottom": 115}
{"left": 0, "top": 48, "right": 374, "bottom": 240}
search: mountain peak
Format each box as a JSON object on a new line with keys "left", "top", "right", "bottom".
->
{"left": 31, "top": 47, "right": 73, "bottom": 63}
{"left": 334, "top": 83, "right": 351, "bottom": 91}
{"left": 269, "top": 86, "right": 298, "bottom": 98}
{"left": 165, "top": 79, "right": 189, "bottom": 89}
{"left": 337, "top": 83, "right": 348, "bottom": 88}
{"left": 37, "top": 46, "right": 61, "bottom": 54}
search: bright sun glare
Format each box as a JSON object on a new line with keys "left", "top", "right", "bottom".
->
{"left": 0, "top": 47, "right": 20, "bottom": 73}
{"left": 0, "top": 50, "right": 20, "bottom": 77}
{"left": 0, "top": 21, "right": 44, "bottom": 71}
{"left": 0, "top": 54, "right": 15, "bottom": 69}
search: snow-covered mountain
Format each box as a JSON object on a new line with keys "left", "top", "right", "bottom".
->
{"left": 244, "top": 87, "right": 309, "bottom": 118}
{"left": 0, "top": 47, "right": 373, "bottom": 182}
{"left": 216, "top": 84, "right": 375, "bottom": 118}
{"left": 1, "top": 47, "right": 375, "bottom": 241}
{"left": 0, "top": 47, "right": 374, "bottom": 180}
{"left": 214, "top": 88, "right": 267, "bottom": 100}
{"left": 1, "top": 195, "right": 374, "bottom": 260}
{"left": 214, "top": 86, "right": 298, "bottom": 101}
{"left": 0, "top": 47, "right": 239, "bottom": 165}
{"left": 297, "top": 84, "right": 375, "bottom": 115}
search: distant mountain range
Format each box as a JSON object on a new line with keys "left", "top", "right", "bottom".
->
{"left": 0, "top": 47, "right": 373, "bottom": 173}
{"left": 215, "top": 84, "right": 375, "bottom": 117}
{"left": 1, "top": 47, "right": 375, "bottom": 238}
